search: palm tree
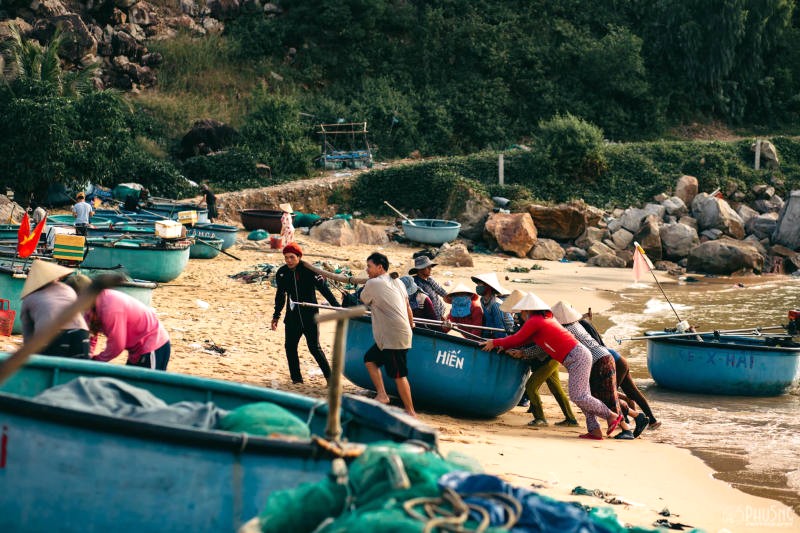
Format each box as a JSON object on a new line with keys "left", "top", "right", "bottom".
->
{"left": 1, "top": 24, "right": 97, "bottom": 98}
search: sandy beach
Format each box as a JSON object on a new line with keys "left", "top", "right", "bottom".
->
{"left": 124, "top": 230, "right": 798, "bottom": 531}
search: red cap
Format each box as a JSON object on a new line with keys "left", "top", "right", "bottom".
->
{"left": 282, "top": 242, "right": 303, "bottom": 257}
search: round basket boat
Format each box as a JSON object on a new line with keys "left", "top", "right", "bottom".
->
{"left": 239, "top": 210, "right": 294, "bottom": 233}
{"left": 401, "top": 219, "right": 461, "bottom": 245}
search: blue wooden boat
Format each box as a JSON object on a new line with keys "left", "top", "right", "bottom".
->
{"left": 193, "top": 223, "right": 238, "bottom": 250}
{"left": 76, "top": 267, "right": 158, "bottom": 307}
{"left": 144, "top": 201, "right": 209, "bottom": 223}
{"left": 0, "top": 354, "right": 436, "bottom": 533}
{"left": 344, "top": 318, "right": 529, "bottom": 418}
{"left": 646, "top": 332, "right": 800, "bottom": 396}
{"left": 189, "top": 237, "right": 223, "bottom": 259}
{"left": 401, "top": 219, "right": 461, "bottom": 245}
{"left": 47, "top": 214, "right": 113, "bottom": 229}
{"left": 93, "top": 209, "right": 162, "bottom": 224}
{"left": 81, "top": 238, "right": 191, "bottom": 283}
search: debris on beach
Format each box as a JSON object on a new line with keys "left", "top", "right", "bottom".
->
{"left": 229, "top": 264, "right": 278, "bottom": 284}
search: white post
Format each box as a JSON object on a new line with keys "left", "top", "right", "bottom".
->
{"left": 498, "top": 154, "right": 504, "bottom": 185}
{"left": 754, "top": 139, "right": 761, "bottom": 170}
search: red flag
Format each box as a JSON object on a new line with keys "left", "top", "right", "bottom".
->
{"left": 17, "top": 214, "right": 45, "bottom": 258}
{"left": 632, "top": 241, "right": 654, "bottom": 283}
{"left": 17, "top": 212, "right": 29, "bottom": 243}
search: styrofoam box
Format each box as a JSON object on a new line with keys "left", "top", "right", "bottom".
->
{"left": 155, "top": 220, "right": 183, "bottom": 239}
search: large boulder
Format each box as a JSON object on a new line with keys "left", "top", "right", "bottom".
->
{"left": 574, "top": 226, "right": 607, "bottom": 250}
{"left": 610, "top": 228, "right": 634, "bottom": 250}
{"left": 436, "top": 243, "right": 473, "bottom": 267}
{"left": 351, "top": 219, "right": 389, "bottom": 245}
{"left": 483, "top": 212, "right": 537, "bottom": 258}
{"left": 587, "top": 253, "right": 626, "bottom": 268}
{"left": 32, "top": 15, "right": 97, "bottom": 64}
{"left": 633, "top": 215, "right": 662, "bottom": 260}
{"left": 751, "top": 140, "right": 780, "bottom": 169}
{"left": 660, "top": 222, "right": 698, "bottom": 259}
{"left": 661, "top": 196, "right": 688, "bottom": 217}
{"left": 620, "top": 207, "right": 648, "bottom": 233}
{"left": 526, "top": 201, "right": 600, "bottom": 240}
{"left": 455, "top": 195, "right": 493, "bottom": 241}
{"left": 675, "top": 175, "right": 699, "bottom": 206}
{"left": 528, "top": 238, "right": 565, "bottom": 261}
{"left": 773, "top": 190, "right": 800, "bottom": 250}
{"left": 309, "top": 219, "right": 355, "bottom": 246}
{"left": 207, "top": 0, "right": 240, "bottom": 19}
{"left": 691, "top": 193, "right": 745, "bottom": 239}
{"left": 745, "top": 212, "right": 779, "bottom": 241}
{"left": 687, "top": 239, "right": 764, "bottom": 275}
{"left": 586, "top": 241, "right": 615, "bottom": 258}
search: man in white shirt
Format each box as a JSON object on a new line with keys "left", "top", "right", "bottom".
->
{"left": 71, "top": 192, "right": 94, "bottom": 236}
{"left": 360, "top": 252, "right": 416, "bottom": 416}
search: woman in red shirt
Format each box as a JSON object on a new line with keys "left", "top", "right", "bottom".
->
{"left": 480, "top": 292, "right": 623, "bottom": 440}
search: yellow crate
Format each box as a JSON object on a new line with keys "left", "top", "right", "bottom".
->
{"left": 177, "top": 210, "right": 198, "bottom": 225}
{"left": 53, "top": 234, "right": 85, "bottom": 261}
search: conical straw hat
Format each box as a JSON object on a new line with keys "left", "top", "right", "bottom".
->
{"left": 21, "top": 260, "right": 75, "bottom": 299}
{"left": 551, "top": 300, "right": 582, "bottom": 325}
{"left": 499, "top": 289, "right": 526, "bottom": 313}
{"left": 446, "top": 283, "right": 476, "bottom": 297}
{"left": 279, "top": 203, "right": 293, "bottom": 213}
{"left": 470, "top": 272, "right": 510, "bottom": 296}
{"left": 511, "top": 292, "right": 551, "bottom": 312}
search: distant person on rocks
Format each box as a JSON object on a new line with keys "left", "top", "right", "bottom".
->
{"left": 198, "top": 183, "right": 218, "bottom": 222}
{"left": 409, "top": 255, "right": 447, "bottom": 320}
{"left": 360, "top": 252, "right": 416, "bottom": 416}
{"left": 272, "top": 242, "right": 338, "bottom": 384}
{"left": 20, "top": 261, "right": 89, "bottom": 359}
{"left": 71, "top": 192, "right": 93, "bottom": 236}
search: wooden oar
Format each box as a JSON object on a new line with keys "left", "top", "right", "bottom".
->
{"left": 0, "top": 273, "right": 124, "bottom": 386}
{"left": 383, "top": 201, "right": 417, "bottom": 226}
{"left": 316, "top": 306, "right": 368, "bottom": 442}
{"left": 301, "top": 260, "right": 368, "bottom": 285}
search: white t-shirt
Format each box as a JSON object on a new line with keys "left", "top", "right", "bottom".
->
{"left": 360, "top": 274, "right": 412, "bottom": 350}
{"left": 71, "top": 201, "right": 93, "bottom": 224}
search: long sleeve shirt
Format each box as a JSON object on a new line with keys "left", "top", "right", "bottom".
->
{"left": 413, "top": 275, "right": 447, "bottom": 319}
{"left": 87, "top": 289, "right": 169, "bottom": 363}
{"left": 564, "top": 321, "right": 613, "bottom": 363}
{"left": 273, "top": 263, "right": 338, "bottom": 322}
{"left": 492, "top": 313, "right": 578, "bottom": 363}
{"left": 446, "top": 302, "right": 483, "bottom": 338}
{"left": 480, "top": 296, "right": 513, "bottom": 338}
{"left": 21, "top": 282, "right": 88, "bottom": 341}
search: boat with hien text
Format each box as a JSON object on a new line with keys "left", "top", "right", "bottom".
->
{"left": 643, "top": 310, "right": 800, "bottom": 396}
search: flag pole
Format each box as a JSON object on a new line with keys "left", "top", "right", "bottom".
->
{"left": 634, "top": 242, "right": 684, "bottom": 324}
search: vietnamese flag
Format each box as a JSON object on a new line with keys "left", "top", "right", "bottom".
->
{"left": 17, "top": 212, "right": 46, "bottom": 258}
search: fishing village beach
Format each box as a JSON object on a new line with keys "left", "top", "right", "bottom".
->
{"left": 15, "top": 229, "right": 788, "bottom": 532}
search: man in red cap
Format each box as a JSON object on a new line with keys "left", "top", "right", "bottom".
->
{"left": 271, "top": 242, "right": 340, "bottom": 384}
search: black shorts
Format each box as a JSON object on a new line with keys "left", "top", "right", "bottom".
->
{"left": 364, "top": 344, "right": 409, "bottom": 379}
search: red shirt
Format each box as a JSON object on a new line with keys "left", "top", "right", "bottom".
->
{"left": 492, "top": 312, "right": 577, "bottom": 362}
{"left": 447, "top": 303, "right": 484, "bottom": 338}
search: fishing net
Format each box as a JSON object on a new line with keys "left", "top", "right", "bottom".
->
{"left": 228, "top": 263, "right": 278, "bottom": 285}
{"left": 254, "top": 442, "right": 684, "bottom": 533}
{"left": 216, "top": 402, "right": 310, "bottom": 439}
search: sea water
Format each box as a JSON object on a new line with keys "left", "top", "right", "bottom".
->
{"left": 598, "top": 278, "right": 800, "bottom": 516}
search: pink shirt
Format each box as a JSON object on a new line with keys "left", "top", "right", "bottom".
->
{"left": 492, "top": 312, "right": 577, "bottom": 363}
{"left": 87, "top": 289, "right": 169, "bottom": 364}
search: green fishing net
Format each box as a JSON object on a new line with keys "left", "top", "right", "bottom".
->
{"left": 217, "top": 402, "right": 310, "bottom": 439}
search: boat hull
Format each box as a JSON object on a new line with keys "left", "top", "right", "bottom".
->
{"left": 0, "top": 354, "right": 436, "bottom": 533}
{"left": 646, "top": 333, "right": 800, "bottom": 396}
{"left": 81, "top": 239, "right": 190, "bottom": 283}
{"left": 193, "top": 223, "right": 238, "bottom": 250}
{"left": 189, "top": 237, "right": 223, "bottom": 259}
{"left": 344, "top": 318, "right": 528, "bottom": 418}
{"left": 401, "top": 219, "right": 461, "bottom": 245}
{"left": 239, "top": 210, "right": 292, "bottom": 233}
{"left": 0, "top": 268, "right": 26, "bottom": 334}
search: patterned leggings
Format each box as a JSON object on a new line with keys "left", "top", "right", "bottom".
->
{"left": 562, "top": 344, "right": 614, "bottom": 433}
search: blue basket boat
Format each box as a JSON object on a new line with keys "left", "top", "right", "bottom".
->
{"left": 192, "top": 223, "right": 238, "bottom": 250}
{"left": 81, "top": 238, "right": 191, "bottom": 283}
{"left": 646, "top": 331, "right": 800, "bottom": 396}
{"left": 344, "top": 318, "right": 529, "bottom": 418}
{"left": 401, "top": 219, "right": 461, "bottom": 245}
{"left": 0, "top": 354, "right": 436, "bottom": 533}
{"left": 189, "top": 236, "right": 224, "bottom": 259}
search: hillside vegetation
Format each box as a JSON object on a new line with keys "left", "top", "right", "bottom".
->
{"left": 2, "top": 0, "right": 800, "bottom": 205}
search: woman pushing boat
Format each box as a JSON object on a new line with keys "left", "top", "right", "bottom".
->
{"left": 479, "top": 292, "right": 624, "bottom": 440}
{"left": 272, "top": 242, "right": 339, "bottom": 384}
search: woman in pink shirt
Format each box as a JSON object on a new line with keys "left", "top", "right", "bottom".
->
{"left": 480, "top": 292, "right": 623, "bottom": 440}
{"left": 71, "top": 276, "right": 170, "bottom": 370}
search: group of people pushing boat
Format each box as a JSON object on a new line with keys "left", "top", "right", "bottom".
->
{"left": 271, "top": 243, "right": 660, "bottom": 439}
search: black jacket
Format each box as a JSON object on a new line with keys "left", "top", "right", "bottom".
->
{"left": 273, "top": 263, "right": 339, "bottom": 322}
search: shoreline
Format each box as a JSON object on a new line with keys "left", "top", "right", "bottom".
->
{"left": 85, "top": 232, "right": 799, "bottom": 531}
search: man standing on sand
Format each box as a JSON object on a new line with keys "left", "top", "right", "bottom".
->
{"left": 360, "top": 252, "right": 416, "bottom": 416}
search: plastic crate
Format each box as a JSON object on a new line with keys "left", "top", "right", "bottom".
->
{"left": 53, "top": 234, "right": 86, "bottom": 262}
{"left": 0, "top": 299, "right": 15, "bottom": 336}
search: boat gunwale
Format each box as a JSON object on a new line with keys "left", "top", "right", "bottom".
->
{"left": 645, "top": 333, "right": 800, "bottom": 355}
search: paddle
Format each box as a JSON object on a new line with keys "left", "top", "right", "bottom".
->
{"left": 316, "top": 306, "right": 368, "bottom": 442}
{"left": 193, "top": 236, "right": 241, "bottom": 261}
{"left": 383, "top": 201, "right": 417, "bottom": 226}
{"left": 0, "top": 273, "right": 124, "bottom": 386}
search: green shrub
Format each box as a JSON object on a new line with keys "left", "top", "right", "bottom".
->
{"left": 182, "top": 149, "right": 275, "bottom": 192}
{"left": 535, "top": 114, "right": 607, "bottom": 182}
{"left": 112, "top": 149, "right": 191, "bottom": 198}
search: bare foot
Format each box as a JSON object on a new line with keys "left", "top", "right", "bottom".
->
{"left": 374, "top": 394, "right": 390, "bottom": 405}
{"left": 405, "top": 409, "right": 417, "bottom": 418}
